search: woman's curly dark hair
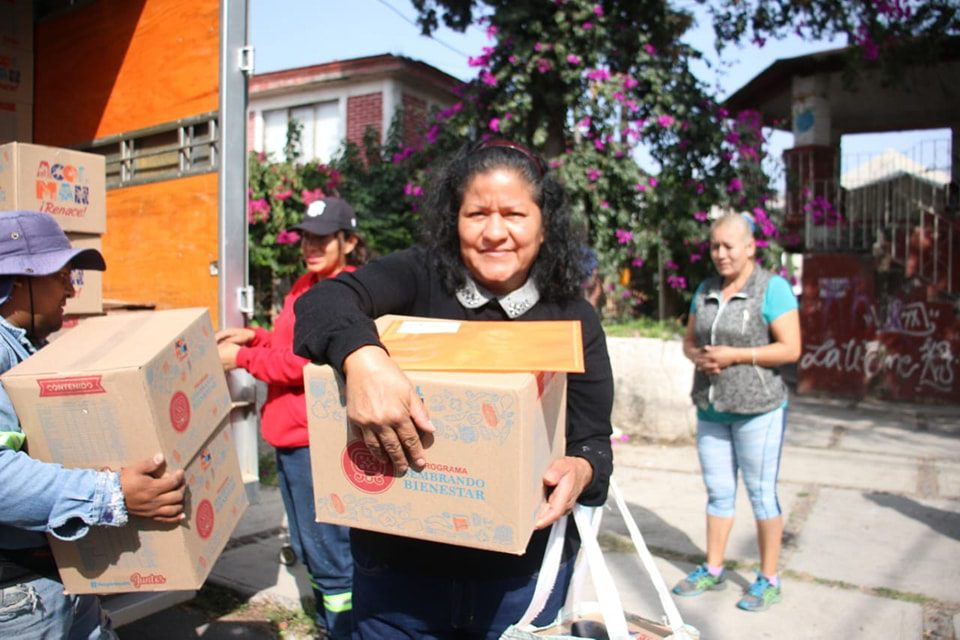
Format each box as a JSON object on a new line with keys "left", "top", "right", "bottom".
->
{"left": 419, "top": 141, "right": 584, "bottom": 303}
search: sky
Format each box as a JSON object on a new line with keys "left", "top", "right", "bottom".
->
{"left": 249, "top": 0, "right": 950, "bottom": 177}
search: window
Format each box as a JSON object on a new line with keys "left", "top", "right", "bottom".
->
{"left": 261, "top": 100, "right": 340, "bottom": 163}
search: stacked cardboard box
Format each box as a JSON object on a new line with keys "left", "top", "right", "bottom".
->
{"left": 0, "top": 141, "right": 107, "bottom": 315}
{"left": 1, "top": 308, "right": 249, "bottom": 593}
{"left": 305, "top": 315, "right": 583, "bottom": 555}
{"left": 0, "top": 0, "right": 32, "bottom": 144}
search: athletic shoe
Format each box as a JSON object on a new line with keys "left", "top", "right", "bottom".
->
{"left": 737, "top": 574, "right": 782, "bottom": 612}
{"left": 672, "top": 563, "right": 727, "bottom": 596}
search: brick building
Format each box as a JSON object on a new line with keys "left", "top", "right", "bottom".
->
{"left": 248, "top": 54, "right": 462, "bottom": 163}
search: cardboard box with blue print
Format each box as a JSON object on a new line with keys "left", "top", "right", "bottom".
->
{"left": 0, "top": 142, "right": 107, "bottom": 233}
{"left": 0, "top": 308, "right": 247, "bottom": 593}
{"left": 63, "top": 233, "right": 103, "bottom": 315}
{"left": 304, "top": 315, "right": 584, "bottom": 555}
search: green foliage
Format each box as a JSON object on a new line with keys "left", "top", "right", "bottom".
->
{"left": 601, "top": 316, "right": 685, "bottom": 340}
{"left": 700, "top": 0, "right": 959, "bottom": 85}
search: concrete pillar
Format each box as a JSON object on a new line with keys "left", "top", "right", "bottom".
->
{"left": 791, "top": 74, "right": 832, "bottom": 147}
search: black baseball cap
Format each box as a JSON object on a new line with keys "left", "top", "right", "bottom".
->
{"left": 292, "top": 197, "right": 358, "bottom": 236}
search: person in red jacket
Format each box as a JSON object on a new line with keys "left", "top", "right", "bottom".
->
{"left": 217, "top": 196, "right": 365, "bottom": 639}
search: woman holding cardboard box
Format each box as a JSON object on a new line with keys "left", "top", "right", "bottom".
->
{"left": 293, "top": 140, "right": 614, "bottom": 639}
{"left": 217, "top": 197, "right": 366, "bottom": 640}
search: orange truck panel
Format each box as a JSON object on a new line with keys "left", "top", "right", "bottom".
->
{"left": 102, "top": 173, "right": 220, "bottom": 325}
{"left": 34, "top": 0, "right": 219, "bottom": 145}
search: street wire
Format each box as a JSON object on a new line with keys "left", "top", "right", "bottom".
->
{"left": 372, "top": 0, "right": 474, "bottom": 58}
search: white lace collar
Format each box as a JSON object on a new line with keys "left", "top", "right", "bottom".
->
{"left": 455, "top": 274, "right": 540, "bottom": 319}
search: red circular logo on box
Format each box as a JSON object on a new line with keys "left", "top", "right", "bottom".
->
{"left": 195, "top": 499, "right": 214, "bottom": 539}
{"left": 169, "top": 392, "right": 191, "bottom": 432}
{"left": 342, "top": 440, "right": 393, "bottom": 494}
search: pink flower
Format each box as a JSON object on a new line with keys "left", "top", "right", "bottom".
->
{"left": 643, "top": 44, "right": 656, "bottom": 56}
{"left": 593, "top": 138, "right": 605, "bottom": 151}
{"left": 664, "top": 260, "right": 679, "bottom": 271}
{"left": 725, "top": 131, "right": 740, "bottom": 144}
{"left": 667, "top": 274, "right": 687, "bottom": 290}
{"left": 426, "top": 124, "right": 441, "bottom": 145}
{"left": 648, "top": 177, "right": 658, "bottom": 188}
{"left": 489, "top": 117, "right": 501, "bottom": 132}
{"left": 600, "top": 200, "right": 610, "bottom": 209}
{"left": 690, "top": 253, "right": 702, "bottom": 263}
{"left": 693, "top": 210, "right": 708, "bottom": 222}
{"left": 276, "top": 229, "right": 301, "bottom": 245}
{"left": 586, "top": 167, "right": 601, "bottom": 182}
{"left": 593, "top": 4, "right": 603, "bottom": 16}
{"left": 727, "top": 177, "right": 743, "bottom": 193}
{"left": 582, "top": 21, "right": 593, "bottom": 30}
{"left": 486, "top": 24, "right": 498, "bottom": 39}
{"left": 273, "top": 189, "right": 293, "bottom": 201}
{"left": 468, "top": 54, "right": 490, "bottom": 68}
{"left": 480, "top": 70, "right": 498, "bottom": 86}
{"left": 657, "top": 114, "right": 674, "bottom": 128}
{"left": 247, "top": 198, "right": 270, "bottom": 224}
{"left": 615, "top": 228, "right": 633, "bottom": 244}
{"left": 508, "top": 55, "right": 518, "bottom": 64}
{"left": 536, "top": 58, "right": 553, "bottom": 73}
{"left": 566, "top": 54, "right": 581, "bottom": 65}
{"left": 631, "top": 257, "right": 645, "bottom": 268}
{"left": 403, "top": 182, "right": 424, "bottom": 198}
{"left": 301, "top": 188, "right": 324, "bottom": 205}
{"left": 586, "top": 69, "right": 610, "bottom": 81}
{"left": 534, "top": 42, "right": 544, "bottom": 52}
{"left": 623, "top": 76, "right": 639, "bottom": 90}
{"left": 634, "top": 182, "right": 646, "bottom": 193}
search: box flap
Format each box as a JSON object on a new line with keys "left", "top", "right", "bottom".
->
{"left": 1, "top": 308, "right": 209, "bottom": 377}
{"left": 376, "top": 315, "right": 584, "bottom": 373}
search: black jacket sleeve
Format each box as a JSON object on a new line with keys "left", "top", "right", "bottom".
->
{"left": 564, "top": 302, "right": 614, "bottom": 506}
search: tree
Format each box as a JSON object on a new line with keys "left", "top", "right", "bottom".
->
{"left": 407, "top": 0, "right": 779, "bottom": 318}
{"left": 701, "top": 0, "right": 960, "bottom": 84}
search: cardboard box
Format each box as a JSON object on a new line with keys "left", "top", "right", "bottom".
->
{"left": 305, "top": 364, "right": 567, "bottom": 554}
{"left": 50, "top": 419, "right": 249, "bottom": 593}
{"left": 64, "top": 233, "right": 103, "bottom": 315}
{"left": 0, "top": 99, "right": 31, "bottom": 144}
{"left": 0, "top": 142, "right": 106, "bottom": 233}
{"left": 1, "top": 307, "right": 232, "bottom": 469}
{"left": 0, "top": 44, "right": 32, "bottom": 104}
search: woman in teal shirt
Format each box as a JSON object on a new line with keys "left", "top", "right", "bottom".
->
{"left": 673, "top": 212, "right": 801, "bottom": 612}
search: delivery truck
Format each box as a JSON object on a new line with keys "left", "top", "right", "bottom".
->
{"left": 2, "top": 0, "right": 259, "bottom": 625}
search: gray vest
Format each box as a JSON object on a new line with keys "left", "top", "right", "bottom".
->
{"left": 690, "top": 268, "right": 787, "bottom": 415}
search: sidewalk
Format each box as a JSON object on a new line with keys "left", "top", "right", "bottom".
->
{"left": 200, "top": 393, "right": 960, "bottom": 639}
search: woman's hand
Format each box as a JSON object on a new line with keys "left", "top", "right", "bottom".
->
{"left": 216, "top": 327, "right": 256, "bottom": 346}
{"left": 218, "top": 342, "right": 241, "bottom": 371}
{"left": 697, "top": 345, "right": 741, "bottom": 374}
{"left": 534, "top": 456, "right": 593, "bottom": 529}
{"left": 343, "top": 345, "right": 436, "bottom": 474}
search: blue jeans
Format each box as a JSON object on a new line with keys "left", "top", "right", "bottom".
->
{"left": 351, "top": 542, "right": 574, "bottom": 640}
{"left": 0, "top": 574, "right": 116, "bottom": 639}
{"left": 276, "top": 447, "right": 353, "bottom": 638}
{"left": 697, "top": 407, "right": 786, "bottom": 520}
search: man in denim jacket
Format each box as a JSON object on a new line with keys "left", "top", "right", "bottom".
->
{"left": 0, "top": 211, "right": 187, "bottom": 638}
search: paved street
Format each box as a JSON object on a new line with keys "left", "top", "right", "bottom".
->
{"left": 119, "top": 393, "right": 960, "bottom": 639}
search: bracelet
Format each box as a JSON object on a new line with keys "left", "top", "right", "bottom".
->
{"left": 751, "top": 348, "right": 757, "bottom": 366}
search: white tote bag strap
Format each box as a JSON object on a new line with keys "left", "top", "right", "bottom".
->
{"left": 572, "top": 504, "right": 632, "bottom": 639}
{"left": 514, "top": 513, "right": 568, "bottom": 628}
{"left": 609, "top": 477, "right": 689, "bottom": 635}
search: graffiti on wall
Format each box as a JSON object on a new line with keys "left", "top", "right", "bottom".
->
{"left": 797, "top": 254, "right": 958, "bottom": 402}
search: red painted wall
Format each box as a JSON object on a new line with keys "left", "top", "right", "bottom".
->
{"left": 797, "top": 253, "right": 959, "bottom": 403}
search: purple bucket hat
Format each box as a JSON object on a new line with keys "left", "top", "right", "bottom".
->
{"left": 0, "top": 211, "right": 106, "bottom": 277}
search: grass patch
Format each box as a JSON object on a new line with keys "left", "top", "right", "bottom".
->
{"left": 602, "top": 316, "right": 684, "bottom": 340}
{"left": 258, "top": 452, "right": 278, "bottom": 487}
{"left": 184, "top": 583, "right": 316, "bottom": 638}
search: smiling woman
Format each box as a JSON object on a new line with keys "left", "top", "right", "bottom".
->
{"left": 292, "top": 140, "right": 614, "bottom": 639}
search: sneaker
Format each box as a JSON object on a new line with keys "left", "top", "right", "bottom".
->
{"left": 672, "top": 564, "right": 727, "bottom": 596}
{"left": 737, "top": 574, "right": 782, "bottom": 612}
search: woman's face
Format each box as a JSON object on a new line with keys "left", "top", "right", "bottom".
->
{"left": 458, "top": 168, "right": 544, "bottom": 295}
{"left": 709, "top": 220, "right": 755, "bottom": 280}
{"left": 301, "top": 231, "right": 356, "bottom": 277}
